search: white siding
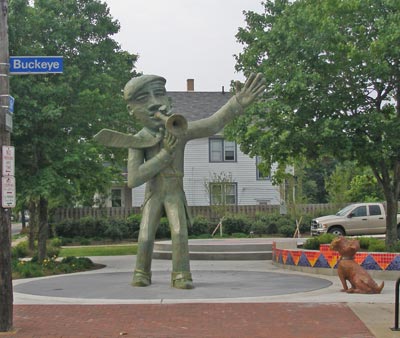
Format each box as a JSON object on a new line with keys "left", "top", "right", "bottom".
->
{"left": 132, "top": 137, "right": 280, "bottom": 207}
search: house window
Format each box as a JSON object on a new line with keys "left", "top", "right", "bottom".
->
{"left": 111, "top": 189, "right": 122, "bottom": 207}
{"left": 210, "top": 182, "right": 237, "bottom": 205}
{"left": 256, "top": 156, "right": 270, "bottom": 180}
{"left": 209, "top": 138, "right": 236, "bottom": 162}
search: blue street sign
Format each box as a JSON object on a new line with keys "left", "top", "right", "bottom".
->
{"left": 9, "top": 56, "right": 63, "bottom": 74}
{"left": 9, "top": 96, "right": 14, "bottom": 114}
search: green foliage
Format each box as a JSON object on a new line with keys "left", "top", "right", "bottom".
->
{"left": 366, "top": 238, "right": 386, "bottom": 252}
{"left": 126, "top": 214, "right": 142, "bottom": 238}
{"left": 231, "top": 233, "right": 248, "bottom": 238}
{"left": 12, "top": 256, "right": 95, "bottom": 279}
{"left": 54, "top": 217, "right": 106, "bottom": 239}
{"left": 50, "top": 237, "right": 63, "bottom": 248}
{"left": 156, "top": 217, "right": 171, "bottom": 239}
{"left": 11, "top": 241, "right": 31, "bottom": 259}
{"left": 229, "top": 0, "right": 400, "bottom": 246}
{"left": 189, "top": 216, "right": 213, "bottom": 236}
{"left": 8, "top": 0, "right": 139, "bottom": 259}
{"left": 60, "top": 256, "right": 94, "bottom": 270}
{"left": 104, "top": 219, "right": 129, "bottom": 240}
{"left": 357, "top": 237, "right": 371, "bottom": 250}
{"left": 347, "top": 174, "right": 384, "bottom": 202}
{"left": 303, "top": 234, "right": 336, "bottom": 250}
{"left": 222, "top": 216, "right": 251, "bottom": 235}
{"left": 278, "top": 225, "right": 296, "bottom": 237}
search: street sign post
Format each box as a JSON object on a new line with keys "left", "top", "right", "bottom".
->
{"left": 10, "top": 56, "right": 63, "bottom": 74}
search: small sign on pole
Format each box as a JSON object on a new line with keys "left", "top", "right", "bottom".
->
{"left": 2, "top": 145, "right": 14, "bottom": 176}
{"left": 2, "top": 176, "right": 15, "bottom": 208}
{"left": 8, "top": 95, "right": 14, "bottom": 114}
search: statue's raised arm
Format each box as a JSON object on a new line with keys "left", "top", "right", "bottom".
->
{"left": 186, "top": 72, "right": 265, "bottom": 140}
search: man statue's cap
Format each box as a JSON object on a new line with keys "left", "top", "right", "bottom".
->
{"left": 124, "top": 74, "right": 166, "bottom": 101}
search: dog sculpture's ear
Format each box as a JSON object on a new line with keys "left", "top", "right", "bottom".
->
{"left": 330, "top": 237, "right": 339, "bottom": 250}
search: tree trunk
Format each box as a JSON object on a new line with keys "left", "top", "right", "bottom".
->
{"left": 28, "top": 202, "right": 37, "bottom": 252}
{"left": 37, "top": 197, "right": 48, "bottom": 262}
{"left": 385, "top": 194, "right": 399, "bottom": 249}
{"left": 21, "top": 207, "right": 26, "bottom": 229}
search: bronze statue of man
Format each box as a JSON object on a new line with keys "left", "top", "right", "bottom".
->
{"left": 95, "top": 73, "right": 265, "bottom": 289}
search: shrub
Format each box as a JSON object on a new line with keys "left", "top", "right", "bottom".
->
{"left": 222, "top": 216, "right": 251, "bottom": 235}
{"left": 356, "top": 237, "right": 371, "bottom": 250}
{"left": 79, "top": 238, "right": 91, "bottom": 245}
{"left": 189, "top": 216, "right": 212, "bottom": 236}
{"left": 232, "top": 232, "right": 248, "bottom": 238}
{"left": 61, "top": 256, "right": 94, "bottom": 270}
{"left": 79, "top": 217, "right": 106, "bottom": 238}
{"left": 250, "top": 220, "right": 268, "bottom": 235}
{"left": 367, "top": 238, "right": 386, "bottom": 252}
{"left": 255, "top": 214, "right": 280, "bottom": 234}
{"left": 303, "top": 233, "right": 336, "bottom": 250}
{"left": 156, "top": 217, "right": 171, "bottom": 239}
{"left": 46, "top": 244, "right": 60, "bottom": 259}
{"left": 126, "top": 214, "right": 141, "bottom": 237}
{"left": 50, "top": 237, "right": 63, "bottom": 247}
{"left": 104, "top": 219, "right": 129, "bottom": 240}
{"left": 13, "top": 260, "right": 44, "bottom": 278}
{"left": 278, "top": 224, "right": 296, "bottom": 237}
{"left": 12, "top": 241, "right": 30, "bottom": 258}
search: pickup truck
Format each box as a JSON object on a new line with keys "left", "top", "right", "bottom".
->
{"left": 310, "top": 203, "right": 400, "bottom": 237}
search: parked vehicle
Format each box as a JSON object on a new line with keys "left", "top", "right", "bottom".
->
{"left": 310, "top": 203, "right": 400, "bottom": 237}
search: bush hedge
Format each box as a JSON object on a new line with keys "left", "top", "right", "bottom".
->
{"left": 53, "top": 212, "right": 314, "bottom": 240}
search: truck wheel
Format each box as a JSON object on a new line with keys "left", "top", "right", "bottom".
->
{"left": 328, "top": 227, "right": 345, "bottom": 236}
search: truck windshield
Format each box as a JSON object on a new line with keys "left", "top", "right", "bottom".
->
{"left": 335, "top": 205, "right": 353, "bottom": 216}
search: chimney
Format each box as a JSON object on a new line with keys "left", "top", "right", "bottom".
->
{"left": 187, "top": 79, "right": 194, "bottom": 92}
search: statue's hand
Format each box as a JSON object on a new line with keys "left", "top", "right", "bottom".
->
{"left": 235, "top": 73, "right": 266, "bottom": 109}
{"left": 162, "top": 130, "right": 178, "bottom": 154}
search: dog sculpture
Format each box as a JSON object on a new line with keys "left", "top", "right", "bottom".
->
{"left": 330, "top": 237, "right": 384, "bottom": 294}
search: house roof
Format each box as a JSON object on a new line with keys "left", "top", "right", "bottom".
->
{"left": 167, "top": 91, "right": 233, "bottom": 121}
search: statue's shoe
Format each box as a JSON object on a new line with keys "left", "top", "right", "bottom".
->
{"left": 132, "top": 270, "right": 151, "bottom": 287}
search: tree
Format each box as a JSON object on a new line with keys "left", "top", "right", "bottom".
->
{"left": 227, "top": 0, "right": 400, "bottom": 247}
{"left": 204, "top": 171, "right": 235, "bottom": 221}
{"left": 325, "top": 161, "right": 384, "bottom": 203}
{"left": 9, "top": 0, "right": 137, "bottom": 260}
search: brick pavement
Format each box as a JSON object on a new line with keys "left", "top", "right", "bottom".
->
{"left": 4, "top": 303, "right": 374, "bottom": 338}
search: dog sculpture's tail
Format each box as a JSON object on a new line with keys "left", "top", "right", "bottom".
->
{"left": 376, "top": 281, "right": 385, "bottom": 294}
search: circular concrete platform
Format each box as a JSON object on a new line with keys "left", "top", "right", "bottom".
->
{"left": 14, "top": 269, "right": 332, "bottom": 300}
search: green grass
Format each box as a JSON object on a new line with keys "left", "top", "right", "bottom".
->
{"left": 59, "top": 244, "right": 137, "bottom": 257}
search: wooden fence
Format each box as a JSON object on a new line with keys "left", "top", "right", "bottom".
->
{"left": 52, "top": 203, "right": 345, "bottom": 223}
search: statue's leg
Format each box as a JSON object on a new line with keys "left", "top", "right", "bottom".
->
{"left": 165, "top": 197, "right": 193, "bottom": 289}
{"left": 132, "top": 198, "right": 162, "bottom": 287}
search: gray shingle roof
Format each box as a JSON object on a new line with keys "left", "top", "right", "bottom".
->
{"left": 167, "top": 91, "right": 233, "bottom": 121}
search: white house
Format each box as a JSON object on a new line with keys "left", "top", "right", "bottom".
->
{"left": 111, "top": 80, "right": 281, "bottom": 208}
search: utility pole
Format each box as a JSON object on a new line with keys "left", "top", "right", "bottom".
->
{"left": 0, "top": 0, "right": 13, "bottom": 332}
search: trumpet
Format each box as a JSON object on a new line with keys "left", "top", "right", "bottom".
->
{"left": 155, "top": 111, "right": 188, "bottom": 137}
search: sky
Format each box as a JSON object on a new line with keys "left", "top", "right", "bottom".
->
{"left": 103, "top": 0, "right": 264, "bottom": 91}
